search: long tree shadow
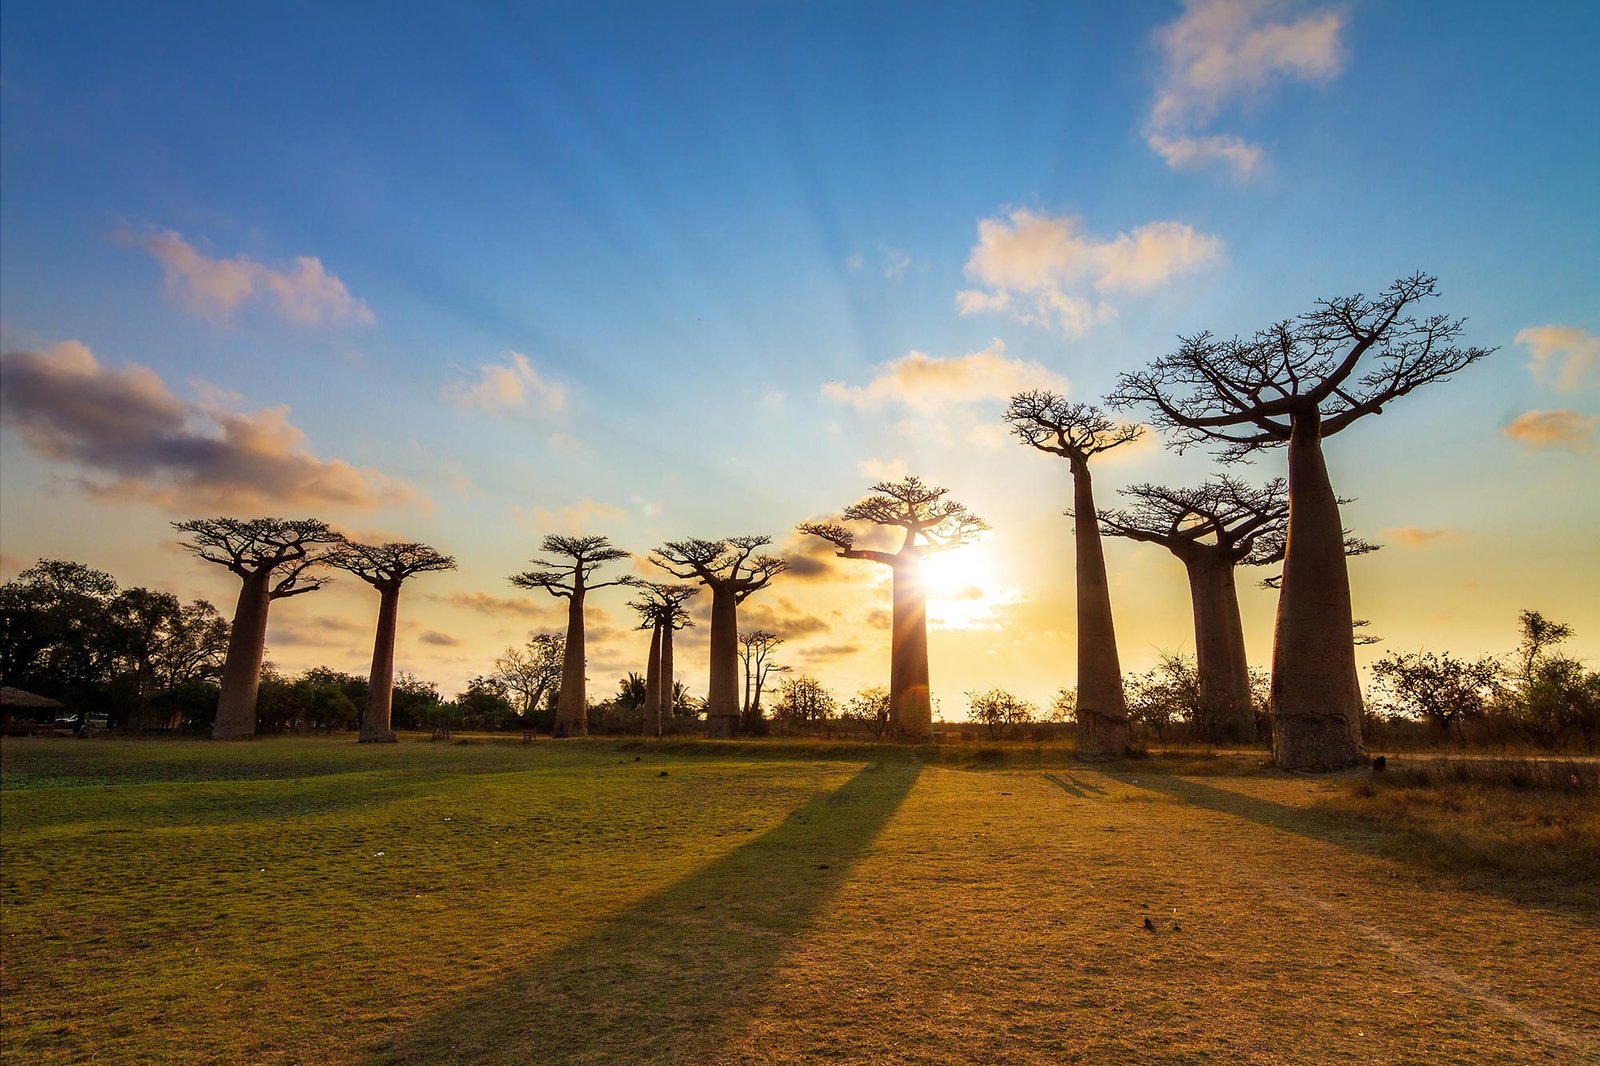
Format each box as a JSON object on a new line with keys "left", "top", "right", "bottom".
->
{"left": 1042, "top": 771, "right": 1106, "bottom": 798}
{"left": 1101, "top": 769, "right": 1599, "bottom": 926}
{"left": 370, "top": 760, "right": 922, "bottom": 1065}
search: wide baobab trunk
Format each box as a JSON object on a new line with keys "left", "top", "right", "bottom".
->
{"left": 360, "top": 585, "right": 401, "bottom": 743}
{"left": 889, "top": 560, "right": 932, "bottom": 741}
{"left": 554, "top": 592, "right": 588, "bottom": 737}
{"left": 1071, "top": 461, "right": 1130, "bottom": 758}
{"left": 1272, "top": 409, "right": 1364, "bottom": 770}
{"left": 1185, "top": 554, "right": 1255, "bottom": 745}
{"left": 661, "top": 626, "right": 676, "bottom": 723}
{"left": 214, "top": 568, "right": 273, "bottom": 739}
{"left": 642, "top": 623, "right": 663, "bottom": 737}
{"left": 706, "top": 586, "right": 740, "bottom": 738}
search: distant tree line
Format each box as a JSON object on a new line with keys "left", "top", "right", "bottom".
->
{"left": 11, "top": 274, "right": 1569, "bottom": 770}
{"left": 0, "top": 560, "right": 228, "bottom": 731}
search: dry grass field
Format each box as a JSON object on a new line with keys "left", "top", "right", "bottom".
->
{"left": 2, "top": 737, "right": 1595, "bottom": 1064}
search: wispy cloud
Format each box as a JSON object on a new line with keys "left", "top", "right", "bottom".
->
{"left": 120, "top": 226, "right": 375, "bottom": 326}
{"left": 956, "top": 210, "right": 1222, "bottom": 335}
{"left": 512, "top": 497, "right": 626, "bottom": 534}
{"left": 1147, "top": 0, "right": 1347, "bottom": 180}
{"left": 856, "top": 457, "right": 908, "bottom": 481}
{"left": 419, "top": 630, "right": 464, "bottom": 647}
{"left": 435, "top": 591, "right": 565, "bottom": 622}
{"left": 0, "top": 340, "right": 416, "bottom": 511}
{"left": 443, "top": 351, "right": 566, "bottom": 413}
{"left": 823, "top": 339, "right": 1067, "bottom": 411}
{"left": 1503, "top": 409, "right": 1598, "bottom": 453}
{"left": 1383, "top": 526, "right": 1464, "bottom": 547}
{"left": 1516, "top": 324, "right": 1598, "bottom": 393}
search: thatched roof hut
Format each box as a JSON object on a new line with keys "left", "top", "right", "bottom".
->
{"left": 1, "top": 686, "right": 64, "bottom": 710}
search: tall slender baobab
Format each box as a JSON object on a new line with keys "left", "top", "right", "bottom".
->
{"left": 511, "top": 535, "right": 631, "bottom": 737}
{"left": 650, "top": 537, "right": 787, "bottom": 738}
{"left": 172, "top": 518, "right": 343, "bottom": 739}
{"left": 626, "top": 582, "right": 697, "bottom": 737}
{"left": 1098, "top": 478, "right": 1379, "bottom": 744}
{"left": 1109, "top": 273, "right": 1491, "bottom": 771}
{"left": 1004, "top": 395, "right": 1143, "bottom": 758}
{"left": 327, "top": 541, "right": 456, "bottom": 742}
{"left": 799, "top": 476, "right": 989, "bottom": 742}
{"left": 1096, "top": 478, "right": 1287, "bottom": 744}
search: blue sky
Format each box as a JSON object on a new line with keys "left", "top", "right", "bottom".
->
{"left": 3, "top": 1, "right": 1597, "bottom": 706}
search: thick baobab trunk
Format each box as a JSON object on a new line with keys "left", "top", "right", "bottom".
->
{"left": 642, "top": 623, "right": 663, "bottom": 737}
{"left": 360, "top": 585, "right": 401, "bottom": 743}
{"left": 661, "top": 626, "right": 676, "bottom": 723}
{"left": 889, "top": 560, "right": 932, "bottom": 741}
{"left": 554, "top": 592, "right": 588, "bottom": 737}
{"left": 1272, "top": 409, "right": 1364, "bottom": 770}
{"left": 1185, "top": 554, "right": 1255, "bottom": 745}
{"left": 1072, "top": 461, "right": 1129, "bottom": 758}
{"left": 214, "top": 568, "right": 273, "bottom": 740}
{"left": 706, "top": 585, "right": 740, "bottom": 738}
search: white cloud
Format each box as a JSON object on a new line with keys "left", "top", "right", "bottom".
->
{"left": 120, "top": 227, "right": 374, "bottom": 326}
{"left": 957, "top": 210, "right": 1221, "bottom": 335}
{"left": 513, "top": 497, "right": 627, "bottom": 534}
{"left": 1147, "top": 0, "right": 1346, "bottom": 179}
{"left": 1503, "top": 409, "right": 1598, "bottom": 453}
{"left": 444, "top": 352, "right": 566, "bottom": 413}
{"left": 857, "top": 457, "right": 908, "bottom": 481}
{"left": 823, "top": 339, "right": 1067, "bottom": 412}
{"left": 1516, "top": 324, "right": 1598, "bottom": 393}
{"left": 1147, "top": 132, "right": 1266, "bottom": 180}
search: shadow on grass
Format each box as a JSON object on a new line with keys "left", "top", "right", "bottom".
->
{"left": 1101, "top": 769, "right": 1599, "bottom": 926}
{"left": 370, "top": 760, "right": 922, "bottom": 1065}
{"left": 1042, "top": 771, "right": 1106, "bottom": 798}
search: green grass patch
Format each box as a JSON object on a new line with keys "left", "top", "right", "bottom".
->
{"left": 4, "top": 736, "right": 1595, "bottom": 1064}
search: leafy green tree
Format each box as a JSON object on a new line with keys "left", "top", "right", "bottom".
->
{"left": 1371, "top": 651, "right": 1502, "bottom": 736}
{"left": 771, "top": 674, "right": 836, "bottom": 727}
{"left": 455, "top": 676, "right": 516, "bottom": 731}
{"left": 1507, "top": 612, "right": 1600, "bottom": 748}
{"left": 390, "top": 671, "right": 443, "bottom": 730}
{"left": 0, "top": 560, "right": 120, "bottom": 700}
{"left": 1123, "top": 653, "right": 1203, "bottom": 743}
{"left": 967, "top": 689, "right": 1037, "bottom": 739}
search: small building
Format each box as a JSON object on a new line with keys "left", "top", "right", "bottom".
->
{"left": 1, "top": 687, "right": 66, "bottom": 735}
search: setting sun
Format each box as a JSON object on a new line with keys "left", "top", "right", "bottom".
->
{"left": 2, "top": 3, "right": 1597, "bottom": 1061}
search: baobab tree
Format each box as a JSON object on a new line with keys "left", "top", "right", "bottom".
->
{"left": 326, "top": 541, "right": 456, "bottom": 742}
{"left": 510, "top": 535, "right": 631, "bottom": 737}
{"left": 799, "top": 476, "right": 988, "bottom": 742}
{"left": 1109, "top": 273, "right": 1491, "bottom": 770}
{"left": 1093, "top": 478, "right": 1300, "bottom": 744}
{"left": 1003, "top": 395, "right": 1143, "bottom": 758}
{"left": 650, "top": 537, "right": 787, "bottom": 738}
{"left": 626, "top": 582, "right": 696, "bottom": 737}
{"left": 738, "top": 629, "right": 788, "bottom": 733}
{"left": 172, "top": 518, "right": 343, "bottom": 739}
